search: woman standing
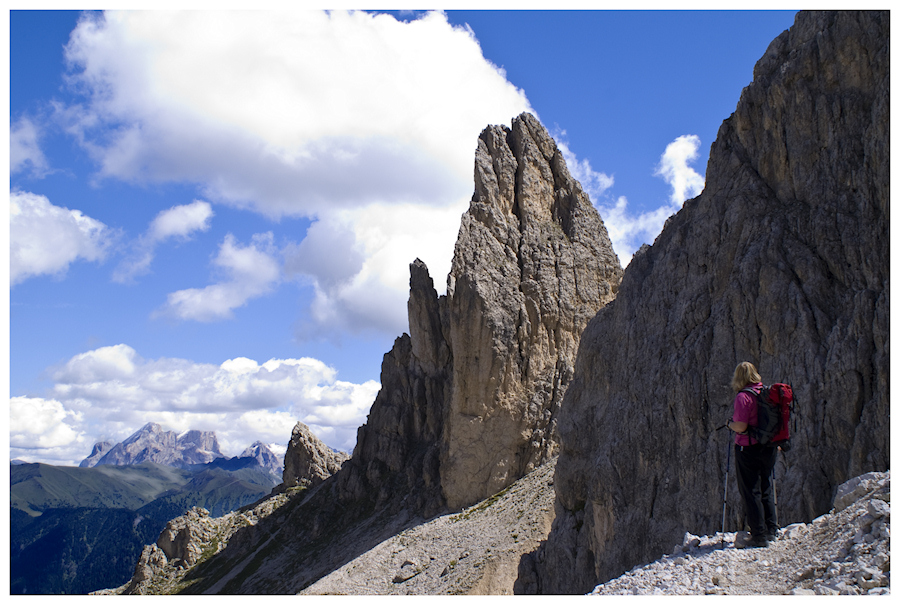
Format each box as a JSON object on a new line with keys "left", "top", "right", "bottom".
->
{"left": 726, "top": 361, "right": 778, "bottom": 547}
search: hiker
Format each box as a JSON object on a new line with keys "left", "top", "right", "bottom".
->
{"left": 726, "top": 361, "right": 778, "bottom": 547}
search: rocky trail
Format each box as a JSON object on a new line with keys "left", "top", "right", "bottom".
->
{"left": 591, "top": 471, "right": 890, "bottom": 596}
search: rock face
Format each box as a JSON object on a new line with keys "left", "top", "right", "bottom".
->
{"left": 281, "top": 422, "right": 349, "bottom": 489}
{"left": 82, "top": 423, "right": 226, "bottom": 469}
{"left": 342, "top": 112, "right": 622, "bottom": 513}
{"left": 155, "top": 507, "right": 219, "bottom": 568}
{"left": 526, "top": 10, "right": 889, "bottom": 594}
{"left": 79, "top": 441, "right": 113, "bottom": 468}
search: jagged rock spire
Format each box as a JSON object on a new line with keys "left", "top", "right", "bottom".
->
{"left": 345, "top": 112, "right": 623, "bottom": 512}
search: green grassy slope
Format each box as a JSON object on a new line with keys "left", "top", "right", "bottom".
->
{"left": 10, "top": 462, "right": 194, "bottom": 515}
{"left": 9, "top": 462, "right": 278, "bottom": 594}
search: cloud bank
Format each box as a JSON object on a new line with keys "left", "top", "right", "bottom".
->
{"left": 59, "top": 9, "right": 533, "bottom": 337}
{"left": 10, "top": 344, "right": 381, "bottom": 466}
{"left": 9, "top": 191, "right": 115, "bottom": 285}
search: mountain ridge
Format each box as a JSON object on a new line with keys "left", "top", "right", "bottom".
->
{"left": 77, "top": 422, "right": 283, "bottom": 481}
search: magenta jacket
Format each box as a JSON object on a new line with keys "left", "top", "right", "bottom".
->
{"left": 733, "top": 382, "right": 763, "bottom": 446}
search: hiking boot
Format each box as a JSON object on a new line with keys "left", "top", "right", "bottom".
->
{"left": 747, "top": 535, "right": 770, "bottom": 548}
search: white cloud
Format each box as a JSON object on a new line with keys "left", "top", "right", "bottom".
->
{"left": 59, "top": 9, "right": 533, "bottom": 339}
{"left": 149, "top": 199, "right": 214, "bottom": 241}
{"left": 155, "top": 232, "right": 280, "bottom": 321}
{"left": 113, "top": 199, "right": 213, "bottom": 283}
{"left": 53, "top": 343, "right": 137, "bottom": 384}
{"left": 567, "top": 134, "right": 706, "bottom": 266}
{"left": 286, "top": 201, "right": 466, "bottom": 338}
{"left": 595, "top": 195, "right": 680, "bottom": 264}
{"left": 9, "top": 190, "right": 115, "bottom": 285}
{"left": 9, "top": 344, "right": 381, "bottom": 465}
{"left": 10, "top": 116, "right": 49, "bottom": 176}
{"left": 655, "top": 134, "right": 705, "bottom": 205}
{"left": 62, "top": 10, "right": 530, "bottom": 207}
{"left": 9, "top": 397, "right": 84, "bottom": 450}
{"left": 553, "top": 130, "right": 615, "bottom": 203}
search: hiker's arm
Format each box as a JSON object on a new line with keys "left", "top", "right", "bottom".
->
{"left": 728, "top": 420, "right": 748, "bottom": 433}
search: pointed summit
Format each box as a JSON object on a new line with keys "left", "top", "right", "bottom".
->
{"left": 344, "top": 112, "right": 624, "bottom": 512}
{"left": 81, "top": 423, "right": 225, "bottom": 468}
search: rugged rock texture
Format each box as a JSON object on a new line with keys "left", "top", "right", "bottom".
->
{"left": 156, "top": 507, "right": 220, "bottom": 568}
{"left": 281, "top": 422, "right": 349, "bottom": 490}
{"left": 109, "top": 490, "right": 302, "bottom": 595}
{"left": 525, "top": 10, "right": 889, "bottom": 594}
{"left": 441, "top": 114, "right": 621, "bottom": 508}
{"left": 343, "top": 112, "right": 622, "bottom": 513}
{"left": 103, "top": 460, "right": 557, "bottom": 596}
{"left": 82, "top": 423, "right": 226, "bottom": 469}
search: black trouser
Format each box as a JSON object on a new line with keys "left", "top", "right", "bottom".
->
{"left": 734, "top": 443, "right": 778, "bottom": 538}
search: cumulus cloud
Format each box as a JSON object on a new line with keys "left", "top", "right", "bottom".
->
{"left": 9, "top": 397, "right": 84, "bottom": 451}
{"left": 655, "top": 134, "right": 705, "bottom": 204}
{"left": 10, "top": 116, "right": 49, "bottom": 176}
{"left": 9, "top": 190, "right": 115, "bottom": 285}
{"left": 149, "top": 199, "right": 214, "bottom": 240}
{"left": 9, "top": 344, "right": 381, "bottom": 465}
{"left": 154, "top": 232, "right": 280, "bottom": 321}
{"left": 113, "top": 199, "right": 213, "bottom": 283}
{"left": 61, "top": 10, "right": 530, "bottom": 210}
{"left": 286, "top": 201, "right": 466, "bottom": 338}
{"left": 58, "top": 9, "right": 532, "bottom": 339}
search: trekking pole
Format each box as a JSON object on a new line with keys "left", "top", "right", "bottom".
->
{"left": 772, "top": 463, "right": 779, "bottom": 528}
{"left": 721, "top": 435, "right": 731, "bottom": 549}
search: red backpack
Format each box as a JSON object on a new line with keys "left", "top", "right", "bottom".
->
{"left": 742, "top": 383, "right": 793, "bottom": 447}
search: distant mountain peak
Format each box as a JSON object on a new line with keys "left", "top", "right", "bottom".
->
{"left": 79, "top": 441, "right": 115, "bottom": 468}
{"left": 80, "top": 424, "right": 224, "bottom": 469}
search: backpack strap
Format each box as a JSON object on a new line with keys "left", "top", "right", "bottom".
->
{"left": 739, "top": 385, "right": 764, "bottom": 445}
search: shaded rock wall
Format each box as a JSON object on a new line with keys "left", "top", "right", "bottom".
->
{"left": 527, "top": 10, "right": 889, "bottom": 594}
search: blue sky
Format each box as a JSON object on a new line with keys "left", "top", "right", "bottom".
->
{"left": 7, "top": 9, "right": 800, "bottom": 465}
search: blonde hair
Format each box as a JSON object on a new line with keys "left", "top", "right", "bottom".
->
{"left": 731, "top": 361, "right": 762, "bottom": 392}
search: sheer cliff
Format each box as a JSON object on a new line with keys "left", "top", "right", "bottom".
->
{"left": 522, "top": 10, "right": 889, "bottom": 594}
